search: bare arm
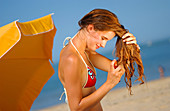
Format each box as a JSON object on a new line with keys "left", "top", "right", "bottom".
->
{"left": 63, "top": 55, "right": 124, "bottom": 111}
{"left": 86, "top": 50, "right": 112, "bottom": 72}
{"left": 86, "top": 32, "right": 140, "bottom": 72}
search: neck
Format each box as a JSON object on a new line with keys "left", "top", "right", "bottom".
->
{"left": 71, "top": 29, "right": 88, "bottom": 53}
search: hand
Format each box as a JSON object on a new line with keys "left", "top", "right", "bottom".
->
{"left": 106, "top": 60, "right": 125, "bottom": 88}
{"left": 122, "top": 32, "right": 140, "bottom": 49}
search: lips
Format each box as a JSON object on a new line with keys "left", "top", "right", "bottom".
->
{"left": 96, "top": 45, "right": 100, "bottom": 49}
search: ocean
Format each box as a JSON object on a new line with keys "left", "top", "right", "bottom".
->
{"left": 31, "top": 37, "right": 170, "bottom": 110}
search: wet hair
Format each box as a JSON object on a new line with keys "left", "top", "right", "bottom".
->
{"left": 115, "top": 26, "right": 145, "bottom": 94}
{"left": 79, "top": 9, "right": 145, "bottom": 94}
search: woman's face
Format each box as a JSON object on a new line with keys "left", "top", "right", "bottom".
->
{"left": 86, "top": 29, "right": 116, "bottom": 51}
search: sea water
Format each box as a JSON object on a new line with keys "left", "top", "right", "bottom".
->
{"left": 31, "top": 37, "right": 170, "bottom": 110}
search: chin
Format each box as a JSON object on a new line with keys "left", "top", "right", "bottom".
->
{"left": 87, "top": 47, "right": 96, "bottom": 52}
{"left": 92, "top": 48, "right": 97, "bottom": 51}
{"left": 86, "top": 45, "right": 97, "bottom": 51}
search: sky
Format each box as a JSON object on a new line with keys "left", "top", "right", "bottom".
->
{"left": 0, "top": 0, "right": 170, "bottom": 63}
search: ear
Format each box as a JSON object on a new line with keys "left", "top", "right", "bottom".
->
{"left": 87, "top": 24, "right": 95, "bottom": 33}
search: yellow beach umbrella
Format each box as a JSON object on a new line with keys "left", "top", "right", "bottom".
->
{"left": 0, "top": 14, "right": 57, "bottom": 111}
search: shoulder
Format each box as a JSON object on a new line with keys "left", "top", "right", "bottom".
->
{"left": 63, "top": 53, "right": 80, "bottom": 66}
{"left": 59, "top": 53, "right": 83, "bottom": 87}
{"left": 60, "top": 45, "right": 80, "bottom": 65}
{"left": 60, "top": 50, "right": 82, "bottom": 76}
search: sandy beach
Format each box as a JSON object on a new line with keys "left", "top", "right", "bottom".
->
{"left": 35, "top": 77, "right": 170, "bottom": 111}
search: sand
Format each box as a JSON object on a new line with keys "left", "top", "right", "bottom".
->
{"left": 35, "top": 77, "right": 170, "bottom": 111}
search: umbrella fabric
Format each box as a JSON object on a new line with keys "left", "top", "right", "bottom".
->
{"left": 0, "top": 14, "right": 56, "bottom": 111}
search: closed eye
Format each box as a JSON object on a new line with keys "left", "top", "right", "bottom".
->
{"left": 101, "top": 36, "right": 108, "bottom": 40}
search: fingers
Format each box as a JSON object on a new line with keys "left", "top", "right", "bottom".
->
{"left": 126, "top": 41, "right": 137, "bottom": 44}
{"left": 115, "top": 66, "right": 125, "bottom": 76}
{"left": 122, "top": 32, "right": 141, "bottom": 50}
{"left": 136, "top": 44, "right": 141, "bottom": 49}
{"left": 122, "top": 32, "right": 137, "bottom": 45}
{"left": 108, "top": 61, "right": 125, "bottom": 85}
{"left": 122, "top": 33, "right": 133, "bottom": 39}
{"left": 123, "top": 37, "right": 136, "bottom": 43}
{"left": 110, "top": 60, "right": 125, "bottom": 77}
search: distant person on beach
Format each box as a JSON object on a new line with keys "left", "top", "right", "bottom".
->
{"left": 159, "top": 65, "right": 164, "bottom": 78}
{"left": 58, "top": 9, "right": 144, "bottom": 111}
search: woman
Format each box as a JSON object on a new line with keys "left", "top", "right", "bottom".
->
{"left": 58, "top": 9, "right": 140, "bottom": 111}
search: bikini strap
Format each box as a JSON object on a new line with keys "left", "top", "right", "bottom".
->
{"left": 63, "top": 37, "right": 72, "bottom": 48}
{"left": 63, "top": 32, "right": 88, "bottom": 67}
{"left": 70, "top": 40, "right": 88, "bottom": 67}
{"left": 59, "top": 91, "right": 65, "bottom": 100}
{"left": 84, "top": 52, "right": 96, "bottom": 74}
{"left": 63, "top": 32, "right": 79, "bottom": 48}
{"left": 59, "top": 88, "right": 68, "bottom": 103}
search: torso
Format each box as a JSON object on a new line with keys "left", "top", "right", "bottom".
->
{"left": 58, "top": 41, "right": 96, "bottom": 96}
{"left": 58, "top": 40, "right": 103, "bottom": 111}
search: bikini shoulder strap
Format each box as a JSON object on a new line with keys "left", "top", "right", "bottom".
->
{"left": 70, "top": 40, "right": 88, "bottom": 67}
{"left": 63, "top": 37, "right": 72, "bottom": 48}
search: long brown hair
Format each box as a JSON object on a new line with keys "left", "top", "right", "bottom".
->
{"left": 115, "top": 26, "right": 145, "bottom": 94}
{"left": 78, "top": 9, "right": 145, "bottom": 94}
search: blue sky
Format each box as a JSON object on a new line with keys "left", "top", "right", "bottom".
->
{"left": 1, "top": 0, "right": 170, "bottom": 63}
